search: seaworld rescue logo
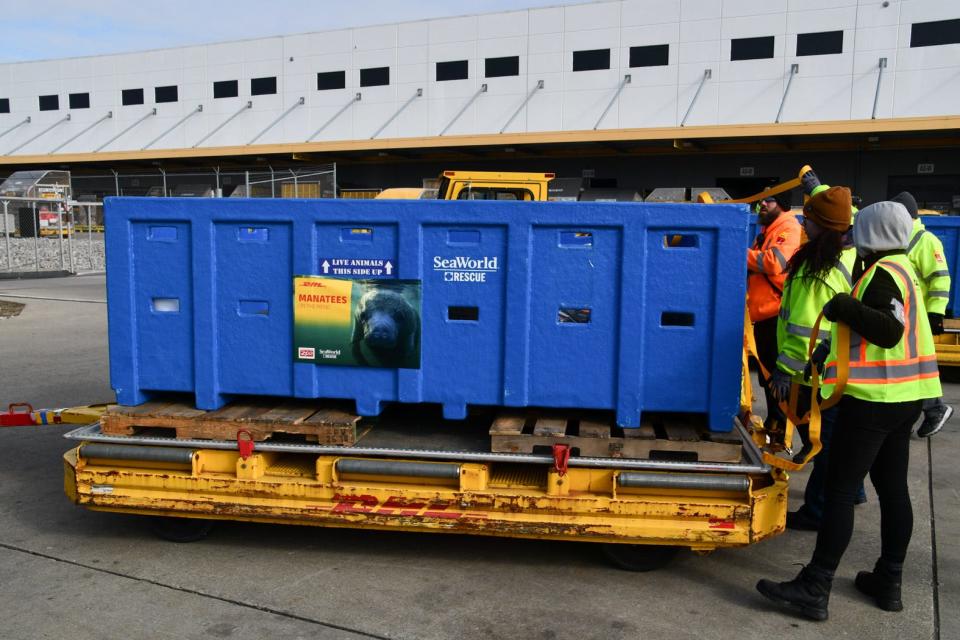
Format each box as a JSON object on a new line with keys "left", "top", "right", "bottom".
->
{"left": 432, "top": 255, "right": 499, "bottom": 282}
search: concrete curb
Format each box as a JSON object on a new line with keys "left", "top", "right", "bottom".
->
{"left": 0, "top": 270, "right": 73, "bottom": 280}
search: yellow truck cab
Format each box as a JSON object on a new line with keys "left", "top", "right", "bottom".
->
{"left": 376, "top": 171, "right": 554, "bottom": 201}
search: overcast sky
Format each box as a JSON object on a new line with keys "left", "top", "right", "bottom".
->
{"left": 1, "top": 0, "right": 588, "bottom": 62}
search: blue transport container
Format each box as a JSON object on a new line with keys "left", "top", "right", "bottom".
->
{"left": 106, "top": 198, "right": 749, "bottom": 431}
{"left": 920, "top": 216, "right": 960, "bottom": 318}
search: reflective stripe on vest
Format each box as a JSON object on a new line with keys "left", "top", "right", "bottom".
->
{"left": 820, "top": 255, "right": 941, "bottom": 401}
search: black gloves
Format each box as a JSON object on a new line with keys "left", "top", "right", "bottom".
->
{"left": 801, "top": 169, "right": 822, "bottom": 196}
{"left": 804, "top": 340, "right": 832, "bottom": 382}
{"left": 929, "top": 312, "right": 945, "bottom": 336}
{"left": 770, "top": 369, "right": 793, "bottom": 402}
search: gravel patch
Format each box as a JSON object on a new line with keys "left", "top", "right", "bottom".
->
{"left": 0, "top": 236, "right": 104, "bottom": 273}
{"left": 0, "top": 300, "right": 26, "bottom": 318}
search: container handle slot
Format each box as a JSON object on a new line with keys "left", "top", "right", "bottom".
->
{"left": 238, "top": 300, "right": 269, "bottom": 317}
{"left": 342, "top": 227, "right": 373, "bottom": 242}
{"left": 237, "top": 227, "right": 269, "bottom": 242}
{"left": 559, "top": 231, "right": 593, "bottom": 248}
{"left": 663, "top": 234, "right": 699, "bottom": 248}
{"left": 151, "top": 297, "right": 180, "bottom": 313}
{"left": 147, "top": 226, "right": 178, "bottom": 242}
{"left": 661, "top": 311, "right": 694, "bottom": 327}
{"left": 448, "top": 306, "right": 479, "bottom": 321}
{"left": 558, "top": 307, "right": 591, "bottom": 324}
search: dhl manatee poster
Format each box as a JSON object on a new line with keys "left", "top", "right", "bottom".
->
{"left": 293, "top": 276, "right": 422, "bottom": 369}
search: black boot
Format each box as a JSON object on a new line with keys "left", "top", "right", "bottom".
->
{"left": 757, "top": 564, "right": 833, "bottom": 621}
{"left": 855, "top": 559, "right": 903, "bottom": 612}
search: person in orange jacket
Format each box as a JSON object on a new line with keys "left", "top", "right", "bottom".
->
{"left": 748, "top": 195, "right": 802, "bottom": 429}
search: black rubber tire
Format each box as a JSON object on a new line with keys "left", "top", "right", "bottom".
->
{"left": 601, "top": 544, "right": 680, "bottom": 572}
{"left": 148, "top": 517, "right": 215, "bottom": 543}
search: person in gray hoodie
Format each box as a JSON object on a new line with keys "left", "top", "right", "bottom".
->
{"left": 756, "top": 201, "right": 942, "bottom": 621}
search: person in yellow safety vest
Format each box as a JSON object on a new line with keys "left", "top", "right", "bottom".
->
{"left": 891, "top": 191, "right": 954, "bottom": 437}
{"left": 747, "top": 195, "right": 802, "bottom": 431}
{"left": 767, "top": 186, "right": 866, "bottom": 532}
{"left": 757, "top": 201, "right": 941, "bottom": 621}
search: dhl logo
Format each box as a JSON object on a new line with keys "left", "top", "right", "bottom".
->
{"left": 329, "top": 494, "right": 488, "bottom": 520}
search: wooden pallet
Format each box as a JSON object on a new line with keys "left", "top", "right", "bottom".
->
{"left": 101, "top": 399, "right": 362, "bottom": 444}
{"left": 489, "top": 412, "right": 743, "bottom": 463}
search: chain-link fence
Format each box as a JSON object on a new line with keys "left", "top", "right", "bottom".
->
{"left": 0, "top": 164, "right": 337, "bottom": 274}
{"left": 1, "top": 197, "right": 103, "bottom": 273}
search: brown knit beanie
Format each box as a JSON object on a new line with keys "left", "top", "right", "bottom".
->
{"left": 803, "top": 186, "right": 852, "bottom": 232}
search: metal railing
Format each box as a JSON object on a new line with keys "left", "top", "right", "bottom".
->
{"left": 1, "top": 196, "right": 103, "bottom": 273}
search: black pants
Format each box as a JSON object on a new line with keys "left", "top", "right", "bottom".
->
{"left": 752, "top": 316, "right": 784, "bottom": 425}
{"left": 811, "top": 396, "right": 922, "bottom": 572}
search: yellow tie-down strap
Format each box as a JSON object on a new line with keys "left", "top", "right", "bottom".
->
{"left": 742, "top": 308, "right": 849, "bottom": 471}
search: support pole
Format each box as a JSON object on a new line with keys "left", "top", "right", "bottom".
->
{"left": 501, "top": 80, "right": 543, "bottom": 134}
{"left": 249, "top": 97, "right": 304, "bottom": 145}
{"left": 143, "top": 105, "right": 202, "bottom": 150}
{"left": 371, "top": 88, "right": 422, "bottom": 139}
{"left": 306, "top": 93, "right": 361, "bottom": 142}
{"left": 681, "top": 69, "right": 711, "bottom": 127}
{"left": 96, "top": 108, "right": 156, "bottom": 152}
{"left": 775, "top": 64, "right": 799, "bottom": 123}
{"left": 159, "top": 168, "right": 167, "bottom": 197}
{"left": 193, "top": 101, "right": 251, "bottom": 148}
{"left": 51, "top": 111, "right": 112, "bottom": 153}
{"left": 0, "top": 116, "right": 30, "bottom": 143}
{"left": 594, "top": 75, "right": 631, "bottom": 130}
{"left": 439, "top": 84, "right": 487, "bottom": 136}
{"left": 2, "top": 201, "right": 10, "bottom": 271}
{"left": 7, "top": 115, "right": 71, "bottom": 154}
{"left": 872, "top": 57, "right": 888, "bottom": 120}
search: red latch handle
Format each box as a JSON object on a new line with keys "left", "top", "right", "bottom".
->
{"left": 1, "top": 403, "right": 36, "bottom": 427}
{"left": 552, "top": 444, "right": 571, "bottom": 477}
{"left": 237, "top": 429, "right": 255, "bottom": 460}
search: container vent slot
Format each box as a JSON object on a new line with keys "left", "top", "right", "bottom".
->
{"left": 448, "top": 306, "right": 479, "bottom": 321}
{"left": 558, "top": 307, "right": 591, "bottom": 324}
{"left": 661, "top": 311, "right": 694, "bottom": 327}
{"left": 152, "top": 297, "right": 180, "bottom": 313}
{"left": 664, "top": 234, "right": 699, "bottom": 248}
{"left": 559, "top": 231, "right": 593, "bottom": 248}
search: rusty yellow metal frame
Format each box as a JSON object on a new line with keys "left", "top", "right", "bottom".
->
{"left": 64, "top": 447, "right": 787, "bottom": 549}
{"left": 934, "top": 334, "right": 960, "bottom": 367}
{"left": 6, "top": 115, "right": 960, "bottom": 166}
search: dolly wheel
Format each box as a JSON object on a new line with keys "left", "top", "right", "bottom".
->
{"left": 148, "top": 517, "right": 215, "bottom": 543}
{"left": 602, "top": 544, "right": 680, "bottom": 572}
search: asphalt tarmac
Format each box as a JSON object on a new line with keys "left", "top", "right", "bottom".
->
{"left": 0, "top": 274, "right": 955, "bottom": 640}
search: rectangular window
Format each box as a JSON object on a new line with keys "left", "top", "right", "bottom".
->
{"left": 155, "top": 85, "right": 178, "bottom": 103}
{"left": 122, "top": 88, "right": 144, "bottom": 105}
{"left": 317, "top": 70, "right": 346, "bottom": 90}
{"left": 731, "top": 36, "right": 775, "bottom": 61}
{"left": 360, "top": 66, "right": 390, "bottom": 87}
{"left": 485, "top": 55, "right": 520, "bottom": 78}
{"left": 251, "top": 76, "right": 277, "bottom": 95}
{"left": 68, "top": 92, "right": 90, "bottom": 109}
{"left": 436, "top": 60, "right": 468, "bottom": 81}
{"left": 38, "top": 95, "right": 59, "bottom": 111}
{"left": 213, "top": 80, "right": 238, "bottom": 98}
{"left": 573, "top": 49, "right": 610, "bottom": 72}
{"left": 0, "top": 98, "right": 9, "bottom": 114}
{"left": 911, "top": 18, "right": 960, "bottom": 48}
{"left": 796, "top": 30, "right": 843, "bottom": 56}
{"left": 630, "top": 44, "right": 670, "bottom": 67}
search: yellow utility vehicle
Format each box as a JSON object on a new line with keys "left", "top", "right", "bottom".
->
{"left": 376, "top": 170, "right": 554, "bottom": 201}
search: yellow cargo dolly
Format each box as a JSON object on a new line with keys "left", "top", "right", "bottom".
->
{"left": 56, "top": 401, "right": 787, "bottom": 571}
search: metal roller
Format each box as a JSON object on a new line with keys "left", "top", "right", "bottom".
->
{"left": 81, "top": 443, "right": 196, "bottom": 465}
{"left": 336, "top": 458, "right": 460, "bottom": 479}
{"left": 618, "top": 471, "right": 749, "bottom": 492}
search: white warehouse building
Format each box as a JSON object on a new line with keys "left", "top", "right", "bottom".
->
{"left": 0, "top": 0, "right": 959, "bottom": 206}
